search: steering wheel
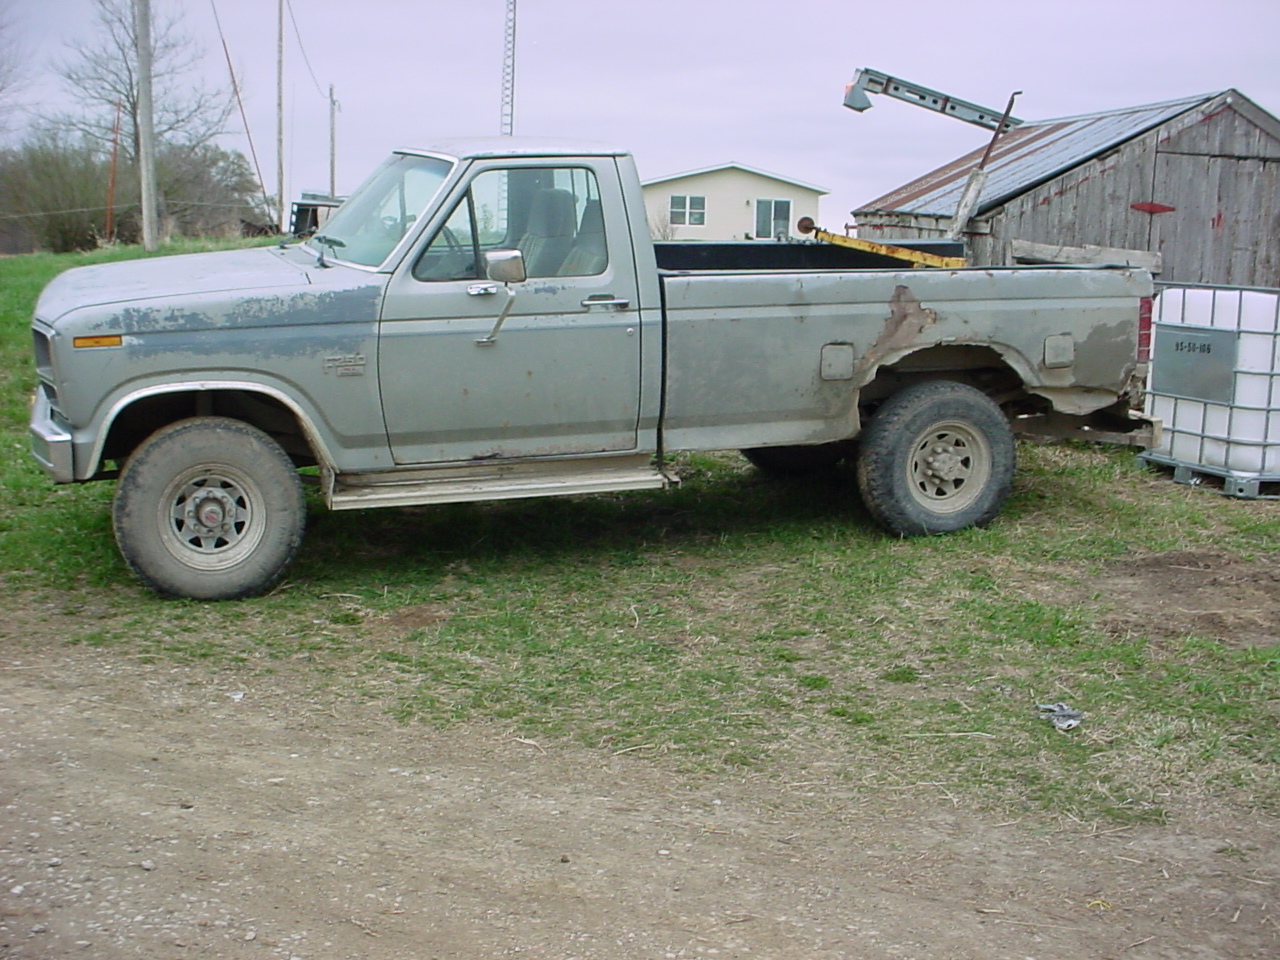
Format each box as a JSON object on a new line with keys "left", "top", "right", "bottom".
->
{"left": 439, "top": 225, "right": 465, "bottom": 254}
{"left": 380, "top": 213, "right": 417, "bottom": 238}
{"left": 413, "top": 225, "right": 474, "bottom": 281}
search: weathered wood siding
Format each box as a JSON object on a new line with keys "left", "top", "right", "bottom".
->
{"left": 853, "top": 212, "right": 951, "bottom": 241}
{"left": 969, "top": 130, "right": 1162, "bottom": 266}
{"left": 1149, "top": 152, "right": 1280, "bottom": 286}
{"left": 859, "top": 98, "right": 1280, "bottom": 288}
{"left": 1158, "top": 104, "right": 1280, "bottom": 160}
{"left": 985, "top": 103, "right": 1280, "bottom": 286}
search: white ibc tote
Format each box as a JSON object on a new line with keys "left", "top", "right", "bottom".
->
{"left": 1143, "top": 284, "right": 1280, "bottom": 497}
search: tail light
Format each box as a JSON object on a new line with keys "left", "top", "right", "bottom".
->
{"left": 1137, "top": 296, "right": 1153, "bottom": 364}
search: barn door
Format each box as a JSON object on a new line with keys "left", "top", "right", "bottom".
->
{"left": 1149, "top": 153, "right": 1280, "bottom": 286}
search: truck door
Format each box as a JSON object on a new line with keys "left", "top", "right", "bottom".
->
{"left": 378, "top": 160, "right": 643, "bottom": 464}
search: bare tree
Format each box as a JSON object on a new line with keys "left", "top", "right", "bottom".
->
{"left": 49, "top": 0, "right": 232, "bottom": 161}
{"left": 649, "top": 211, "right": 676, "bottom": 241}
{"left": 157, "top": 142, "right": 266, "bottom": 237}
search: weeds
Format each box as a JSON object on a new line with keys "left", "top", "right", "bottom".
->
{"left": 2, "top": 243, "right": 1279, "bottom": 824}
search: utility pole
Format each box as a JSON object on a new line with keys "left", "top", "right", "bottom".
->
{"left": 276, "top": 0, "right": 286, "bottom": 233}
{"left": 133, "top": 0, "right": 159, "bottom": 251}
{"left": 105, "top": 101, "right": 122, "bottom": 243}
{"left": 329, "top": 84, "right": 338, "bottom": 198}
{"left": 500, "top": 0, "right": 516, "bottom": 136}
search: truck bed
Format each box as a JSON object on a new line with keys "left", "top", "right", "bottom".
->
{"left": 654, "top": 263, "right": 1150, "bottom": 453}
{"left": 654, "top": 239, "right": 964, "bottom": 272}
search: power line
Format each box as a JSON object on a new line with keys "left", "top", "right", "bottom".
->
{"left": 285, "top": 0, "right": 327, "bottom": 100}
{"left": 0, "top": 205, "right": 130, "bottom": 220}
{"left": 209, "top": 0, "right": 272, "bottom": 216}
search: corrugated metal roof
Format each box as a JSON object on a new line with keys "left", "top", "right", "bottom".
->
{"left": 855, "top": 92, "right": 1225, "bottom": 218}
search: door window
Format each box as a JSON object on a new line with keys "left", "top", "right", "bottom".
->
{"left": 413, "top": 166, "right": 608, "bottom": 281}
{"left": 412, "top": 195, "right": 479, "bottom": 281}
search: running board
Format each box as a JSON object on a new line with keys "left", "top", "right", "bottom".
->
{"left": 327, "top": 454, "right": 676, "bottom": 511}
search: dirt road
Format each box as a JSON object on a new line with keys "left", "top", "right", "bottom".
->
{"left": 2, "top": 641, "right": 1277, "bottom": 959}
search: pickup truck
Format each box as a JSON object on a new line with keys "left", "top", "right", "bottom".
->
{"left": 29, "top": 139, "right": 1154, "bottom": 600}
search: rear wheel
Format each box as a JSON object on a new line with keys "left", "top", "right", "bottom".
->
{"left": 855, "top": 381, "right": 1014, "bottom": 536}
{"left": 113, "top": 417, "right": 305, "bottom": 600}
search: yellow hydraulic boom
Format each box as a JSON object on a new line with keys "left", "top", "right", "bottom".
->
{"left": 796, "top": 217, "right": 966, "bottom": 269}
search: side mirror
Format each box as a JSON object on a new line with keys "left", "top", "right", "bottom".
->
{"left": 475, "top": 250, "right": 525, "bottom": 347}
{"left": 485, "top": 249, "right": 527, "bottom": 285}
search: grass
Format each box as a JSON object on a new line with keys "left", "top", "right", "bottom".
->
{"left": 3, "top": 241, "right": 1280, "bottom": 826}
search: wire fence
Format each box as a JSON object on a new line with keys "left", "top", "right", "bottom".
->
{"left": 0, "top": 200, "right": 270, "bottom": 221}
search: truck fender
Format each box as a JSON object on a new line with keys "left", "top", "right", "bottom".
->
{"left": 86, "top": 379, "right": 338, "bottom": 480}
{"left": 855, "top": 340, "right": 1040, "bottom": 393}
{"left": 850, "top": 287, "right": 1043, "bottom": 393}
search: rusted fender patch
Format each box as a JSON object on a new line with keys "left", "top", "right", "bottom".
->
{"left": 855, "top": 285, "right": 937, "bottom": 376}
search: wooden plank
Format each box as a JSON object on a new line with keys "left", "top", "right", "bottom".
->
{"left": 1008, "top": 238, "right": 1162, "bottom": 272}
{"left": 1151, "top": 153, "right": 1206, "bottom": 283}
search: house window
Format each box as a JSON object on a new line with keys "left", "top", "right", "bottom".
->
{"left": 755, "top": 199, "right": 792, "bottom": 239}
{"left": 670, "top": 195, "right": 705, "bottom": 226}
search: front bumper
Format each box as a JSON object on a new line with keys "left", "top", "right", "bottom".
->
{"left": 29, "top": 390, "right": 76, "bottom": 483}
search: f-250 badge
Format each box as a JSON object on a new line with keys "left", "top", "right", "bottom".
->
{"left": 323, "top": 354, "right": 367, "bottom": 376}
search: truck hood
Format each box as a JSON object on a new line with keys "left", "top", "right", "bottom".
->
{"left": 35, "top": 247, "right": 316, "bottom": 323}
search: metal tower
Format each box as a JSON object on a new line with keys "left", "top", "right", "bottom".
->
{"left": 500, "top": 0, "right": 517, "bottom": 136}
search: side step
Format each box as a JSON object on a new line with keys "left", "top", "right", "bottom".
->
{"left": 328, "top": 454, "right": 676, "bottom": 511}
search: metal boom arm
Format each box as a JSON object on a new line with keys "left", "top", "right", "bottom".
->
{"left": 843, "top": 68, "right": 1023, "bottom": 131}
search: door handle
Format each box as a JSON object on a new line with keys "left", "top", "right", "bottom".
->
{"left": 580, "top": 296, "right": 631, "bottom": 309}
{"left": 468, "top": 282, "right": 500, "bottom": 296}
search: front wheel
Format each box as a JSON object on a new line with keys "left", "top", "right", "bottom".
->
{"left": 113, "top": 417, "right": 306, "bottom": 600}
{"left": 855, "top": 381, "right": 1015, "bottom": 536}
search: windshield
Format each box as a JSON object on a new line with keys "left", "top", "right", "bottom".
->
{"left": 308, "top": 153, "right": 454, "bottom": 267}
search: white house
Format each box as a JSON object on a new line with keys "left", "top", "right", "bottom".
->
{"left": 641, "top": 163, "right": 828, "bottom": 241}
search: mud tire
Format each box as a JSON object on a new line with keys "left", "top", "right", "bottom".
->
{"left": 856, "top": 381, "right": 1014, "bottom": 536}
{"left": 113, "top": 417, "right": 305, "bottom": 600}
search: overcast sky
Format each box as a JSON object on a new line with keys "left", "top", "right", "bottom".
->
{"left": 9, "top": 0, "right": 1280, "bottom": 224}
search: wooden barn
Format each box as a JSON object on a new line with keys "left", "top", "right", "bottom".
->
{"left": 852, "top": 90, "right": 1280, "bottom": 287}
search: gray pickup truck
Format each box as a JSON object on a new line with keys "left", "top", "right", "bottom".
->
{"left": 30, "top": 139, "right": 1154, "bottom": 599}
